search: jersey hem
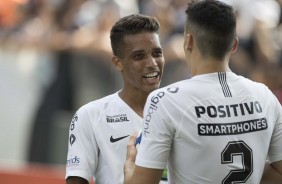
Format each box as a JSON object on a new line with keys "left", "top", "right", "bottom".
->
{"left": 268, "top": 154, "right": 282, "bottom": 164}
{"left": 136, "top": 159, "right": 166, "bottom": 169}
{"left": 65, "top": 170, "right": 92, "bottom": 183}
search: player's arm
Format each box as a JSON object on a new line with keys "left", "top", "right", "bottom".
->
{"left": 66, "top": 176, "right": 89, "bottom": 184}
{"left": 125, "top": 166, "right": 163, "bottom": 184}
{"left": 260, "top": 160, "right": 282, "bottom": 184}
{"left": 65, "top": 108, "right": 98, "bottom": 184}
{"left": 124, "top": 134, "right": 163, "bottom": 184}
{"left": 272, "top": 160, "right": 282, "bottom": 174}
{"left": 261, "top": 94, "right": 282, "bottom": 183}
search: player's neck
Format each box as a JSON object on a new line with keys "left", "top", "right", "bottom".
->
{"left": 191, "top": 57, "right": 231, "bottom": 77}
{"left": 118, "top": 90, "right": 147, "bottom": 117}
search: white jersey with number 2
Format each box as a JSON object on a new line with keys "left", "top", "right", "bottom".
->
{"left": 136, "top": 72, "right": 282, "bottom": 184}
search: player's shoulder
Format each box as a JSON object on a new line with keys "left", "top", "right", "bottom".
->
{"left": 237, "top": 74, "right": 270, "bottom": 93}
{"left": 148, "top": 80, "right": 187, "bottom": 101}
{"left": 77, "top": 92, "right": 120, "bottom": 114}
{"left": 88, "top": 92, "right": 119, "bottom": 106}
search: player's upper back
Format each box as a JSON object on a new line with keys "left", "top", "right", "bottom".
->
{"left": 145, "top": 72, "right": 282, "bottom": 184}
{"left": 163, "top": 72, "right": 277, "bottom": 124}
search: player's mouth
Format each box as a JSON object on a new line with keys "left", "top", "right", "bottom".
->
{"left": 142, "top": 71, "right": 160, "bottom": 84}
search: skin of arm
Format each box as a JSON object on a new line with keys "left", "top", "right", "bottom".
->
{"left": 124, "top": 133, "right": 163, "bottom": 184}
{"left": 66, "top": 176, "right": 89, "bottom": 184}
{"left": 260, "top": 160, "right": 282, "bottom": 184}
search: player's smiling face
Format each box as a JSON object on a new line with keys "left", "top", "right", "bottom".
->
{"left": 118, "top": 32, "right": 164, "bottom": 93}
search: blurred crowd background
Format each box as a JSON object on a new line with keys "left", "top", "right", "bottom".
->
{"left": 0, "top": 0, "right": 282, "bottom": 171}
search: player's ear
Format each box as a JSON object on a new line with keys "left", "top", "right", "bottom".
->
{"left": 112, "top": 55, "right": 123, "bottom": 72}
{"left": 184, "top": 33, "right": 193, "bottom": 51}
{"left": 231, "top": 37, "right": 239, "bottom": 53}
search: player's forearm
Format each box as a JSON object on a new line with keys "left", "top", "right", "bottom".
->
{"left": 124, "top": 160, "right": 135, "bottom": 184}
{"left": 271, "top": 160, "right": 282, "bottom": 175}
{"left": 260, "top": 161, "right": 282, "bottom": 184}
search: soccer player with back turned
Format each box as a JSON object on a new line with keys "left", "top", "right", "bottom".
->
{"left": 124, "top": 1, "right": 282, "bottom": 184}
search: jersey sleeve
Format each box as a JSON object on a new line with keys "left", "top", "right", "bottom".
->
{"left": 267, "top": 93, "right": 282, "bottom": 163}
{"left": 65, "top": 106, "right": 98, "bottom": 183}
{"left": 136, "top": 90, "right": 177, "bottom": 169}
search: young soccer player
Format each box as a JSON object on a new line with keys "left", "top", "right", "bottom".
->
{"left": 65, "top": 14, "right": 165, "bottom": 184}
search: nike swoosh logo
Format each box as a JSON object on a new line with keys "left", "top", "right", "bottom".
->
{"left": 110, "top": 135, "right": 130, "bottom": 143}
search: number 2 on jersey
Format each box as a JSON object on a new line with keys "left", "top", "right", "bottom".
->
{"left": 221, "top": 141, "right": 253, "bottom": 184}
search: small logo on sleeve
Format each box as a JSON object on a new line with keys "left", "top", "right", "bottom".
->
{"left": 69, "top": 134, "right": 76, "bottom": 145}
{"left": 66, "top": 155, "right": 80, "bottom": 167}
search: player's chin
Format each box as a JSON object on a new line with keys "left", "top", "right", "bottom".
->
{"left": 143, "top": 82, "right": 161, "bottom": 93}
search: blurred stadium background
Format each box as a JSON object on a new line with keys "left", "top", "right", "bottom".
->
{"left": 0, "top": 0, "right": 281, "bottom": 183}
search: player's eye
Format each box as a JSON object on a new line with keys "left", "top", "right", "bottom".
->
{"left": 152, "top": 50, "right": 163, "bottom": 58}
{"left": 133, "top": 53, "right": 144, "bottom": 60}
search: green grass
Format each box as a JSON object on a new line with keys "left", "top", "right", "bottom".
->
{"left": 161, "top": 168, "right": 168, "bottom": 180}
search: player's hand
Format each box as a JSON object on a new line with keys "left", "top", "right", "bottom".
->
{"left": 124, "top": 132, "right": 138, "bottom": 184}
{"left": 126, "top": 132, "right": 138, "bottom": 163}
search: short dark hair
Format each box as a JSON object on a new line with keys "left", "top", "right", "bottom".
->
{"left": 185, "top": 0, "right": 237, "bottom": 59}
{"left": 110, "top": 14, "right": 160, "bottom": 58}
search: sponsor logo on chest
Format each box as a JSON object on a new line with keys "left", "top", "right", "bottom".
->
{"left": 106, "top": 114, "right": 129, "bottom": 123}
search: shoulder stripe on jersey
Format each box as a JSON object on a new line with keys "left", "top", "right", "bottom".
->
{"left": 218, "top": 72, "right": 232, "bottom": 97}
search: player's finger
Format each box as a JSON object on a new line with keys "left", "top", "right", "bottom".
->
{"left": 130, "top": 131, "right": 138, "bottom": 145}
{"left": 126, "top": 132, "right": 138, "bottom": 162}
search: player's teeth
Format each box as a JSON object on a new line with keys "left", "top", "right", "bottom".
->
{"left": 144, "top": 72, "right": 158, "bottom": 78}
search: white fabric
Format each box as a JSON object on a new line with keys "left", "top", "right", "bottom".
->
{"left": 65, "top": 92, "right": 142, "bottom": 184}
{"left": 136, "top": 72, "right": 282, "bottom": 184}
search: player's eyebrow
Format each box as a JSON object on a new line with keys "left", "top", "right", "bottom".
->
{"left": 132, "top": 49, "right": 145, "bottom": 53}
{"left": 130, "top": 49, "right": 145, "bottom": 56}
{"left": 132, "top": 47, "right": 162, "bottom": 53}
{"left": 152, "top": 47, "right": 163, "bottom": 52}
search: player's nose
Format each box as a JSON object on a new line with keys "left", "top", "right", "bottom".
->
{"left": 145, "top": 56, "right": 158, "bottom": 67}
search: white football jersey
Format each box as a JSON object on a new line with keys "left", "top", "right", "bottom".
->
{"left": 136, "top": 72, "right": 282, "bottom": 184}
{"left": 65, "top": 92, "right": 142, "bottom": 184}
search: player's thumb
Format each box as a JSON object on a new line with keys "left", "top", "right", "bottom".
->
{"left": 126, "top": 132, "right": 138, "bottom": 162}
